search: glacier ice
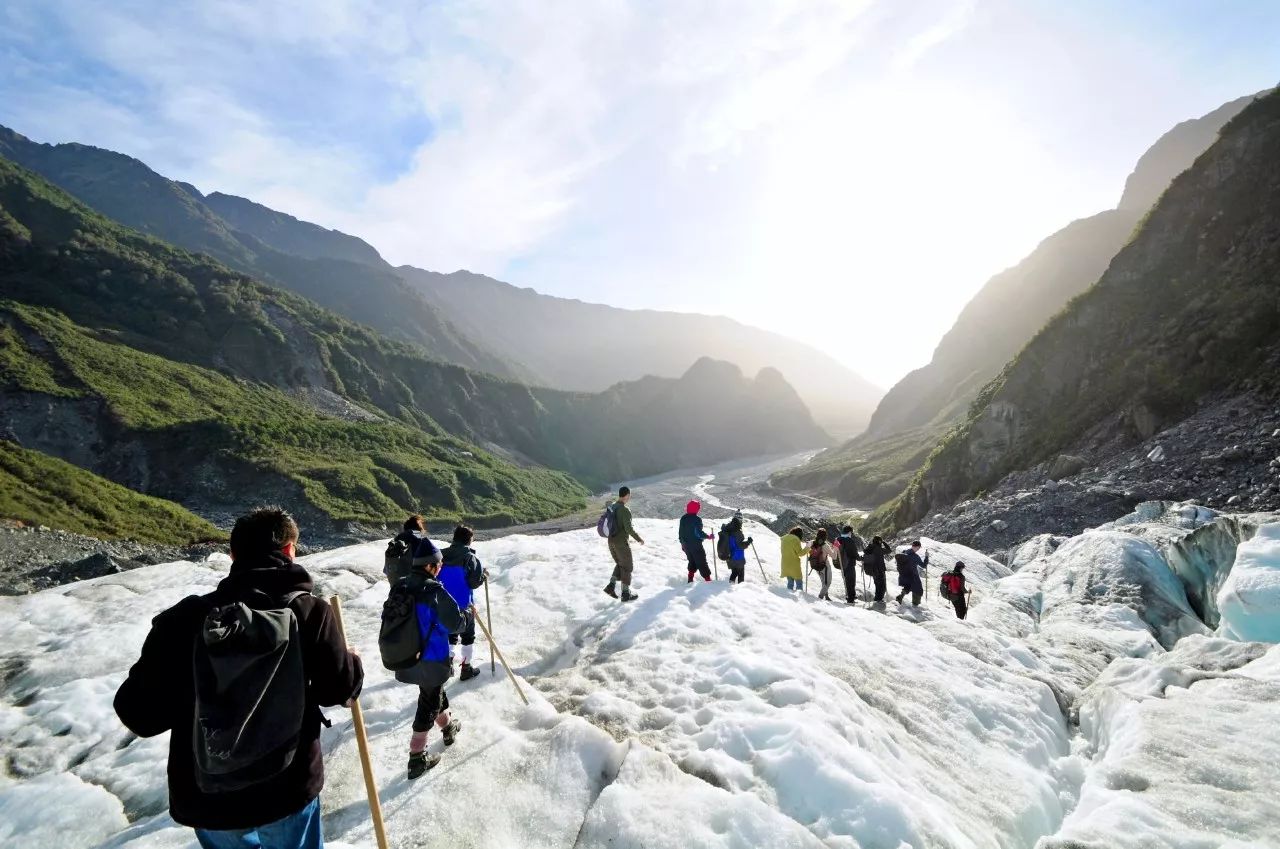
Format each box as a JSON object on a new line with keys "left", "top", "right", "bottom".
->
{"left": 1217, "top": 523, "right": 1280, "bottom": 643}
{"left": 0, "top": 506, "right": 1277, "bottom": 848}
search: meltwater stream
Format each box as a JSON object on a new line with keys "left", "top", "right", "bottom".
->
{"left": 610, "top": 451, "right": 861, "bottom": 526}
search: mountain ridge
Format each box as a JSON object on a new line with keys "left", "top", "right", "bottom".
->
{"left": 878, "top": 88, "right": 1280, "bottom": 532}
{"left": 772, "top": 91, "right": 1263, "bottom": 508}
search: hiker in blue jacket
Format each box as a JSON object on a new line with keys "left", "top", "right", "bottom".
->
{"left": 395, "top": 548, "right": 465, "bottom": 779}
{"left": 894, "top": 540, "right": 929, "bottom": 606}
{"left": 722, "top": 513, "right": 752, "bottom": 584}
{"left": 438, "top": 525, "right": 488, "bottom": 681}
{"left": 679, "top": 500, "right": 713, "bottom": 582}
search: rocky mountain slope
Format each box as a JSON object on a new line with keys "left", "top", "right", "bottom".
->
{"left": 0, "top": 126, "right": 519, "bottom": 379}
{"left": 398, "top": 266, "right": 881, "bottom": 437}
{"left": 0, "top": 157, "right": 828, "bottom": 541}
{"left": 878, "top": 89, "right": 1280, "bottom": 534}
{"left": 774, "top": 93, "right": 1261, "bottom": 507}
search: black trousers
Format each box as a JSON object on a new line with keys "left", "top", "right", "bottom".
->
{"left": 685, "top": 544, "right": 711, "bottom": 581}
{"left": 951, "top": 595, "right": 968, "bottom": 620}
{"left": 448, "top": 608, "right": 476, "bottom": 646}
{"left": 413, "top": 687, "right": 450, "bottom": 732}
{"left": 842, "top": 565, "right": 859, "bottom": 601}
{"left": 872, "top": 571, "right": 886, "bottom": 601}
{"left": 728, "top": 561, "right": 745, "bottom": 583}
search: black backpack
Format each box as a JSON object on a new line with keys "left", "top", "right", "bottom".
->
{"left": 716, "top": 526, "right": 732, "bottom": 561}
{"left": 894, "top": 552, "right": 912, "bottom": 572}
{"left": 384, "top": 536, "right": 414, "bottom": 584}
{"left": 379, "top": 580, "right": 424, "bottom": 671}
{"left": 193, "top": 590, "right": 308, "bottom": 793}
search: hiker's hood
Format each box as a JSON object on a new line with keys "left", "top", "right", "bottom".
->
{"left": 686, "top": 500, "right": 701, "bottom": 515}
{"left": 221, "top": 550, "right": 315, "bottom": 596}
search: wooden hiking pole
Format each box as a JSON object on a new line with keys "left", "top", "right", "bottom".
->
{"left": 483, "top": 577, "right": 495, "bottom": 675}
{"left": 475, "top": 613, "right": 529, "bottom": 706}
{"left": 750, "top": 540, "right": 767, "bottom": 582}
{"left": 329, "top": 596, "right": 389, "bottom": 849}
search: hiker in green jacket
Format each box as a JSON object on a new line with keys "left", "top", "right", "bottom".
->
{"left": 604, "top": 486, "right": 645, "bottom": 602}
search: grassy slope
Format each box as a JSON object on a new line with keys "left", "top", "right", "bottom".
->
{"left": 1, "top": 300, "right": 587, "bottom": 527}
{"left": 0, "top": 440, "right": 224, "bottom": 544}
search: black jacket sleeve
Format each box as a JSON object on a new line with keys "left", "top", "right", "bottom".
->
{"left": 433, "top": 586, "right": 466, "bottom": 634}
{"left": 113, "top": 600, "right": 198, "bottom": 738}
{"left": 465, "top": 553, "right": 486, "bottom": 591}
{"left": 300, "top": 597, "right": 364, "bottom": 707}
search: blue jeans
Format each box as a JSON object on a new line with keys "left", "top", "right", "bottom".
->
{"left": 195, "top": 797, "right": 322, "bottom": 849}
{"left": 786, "top": 577, "right": 800, "bottom": 591}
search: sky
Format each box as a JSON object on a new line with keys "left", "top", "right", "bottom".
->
{"left": 2, "top": 1, "right": 1278, "bottom": 388}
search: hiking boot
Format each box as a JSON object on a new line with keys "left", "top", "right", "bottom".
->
{"left": 407, "top": 751, "right": 440, "bottom": 780}
{"left": 459, "top": 662, "right": 481, "bottom": 681}
{"left": 603, "top": 584, "right": 618, "bottom": 599}
{"left": 620, "top": 590, "right": 639, "bottom": 602}
{"left": 441, "top": 719, "right": 462, "bottom": 747}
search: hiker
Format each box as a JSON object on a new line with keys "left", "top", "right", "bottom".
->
{"left": 114, "top": 507, "right": 363, "bottom": 849}
{"left": 385, "top": 535, "right": 467, "bottom": 779}
{"left": 603, "top": 485, "right": 644, "bottom": 602}
{"left": 941, "top": 562, "right": 968, "bottom": 619}
{"left": 835, "top": 525, "right": 862, "bottom": 603}
{"left": 385, "top": 514, "right": 431, "bottom": 583}
{"left": 862, "top": 535, "right": 891, "bottom": 602}
{"left": 894, "top": 540, "right": 929, "bottom": 606}
{"left": 439, "top": 525, "right": 488, "bottom": 682}
{"left": 719, "top": 513, "right": 752, "bottom": 584}
{"left": 679, "top": 500, "right": 713, "bottom": 582}
{"left": 780, "top": 526, "right": 806, "bottom": 591}
{"left": 809, "top": 528, "right": 837, "bottom": 600}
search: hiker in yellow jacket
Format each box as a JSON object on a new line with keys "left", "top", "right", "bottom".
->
{"left": 780, "top": 527, "right": 807, "bottom": 592}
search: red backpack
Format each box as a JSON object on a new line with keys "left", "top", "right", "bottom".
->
{"left": 940, "top": 572, "right": 963, "bottom": 600}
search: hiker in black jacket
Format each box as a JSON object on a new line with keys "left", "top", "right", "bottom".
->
{"left": 114, "top": 507, "right": 363, "bottom": 848}
{"left": 836, "top": 526, "right": 861, "bottom": 603}
{"left": 942, "top": 562, "right": 969, "bottom": 619}
{"left": 862, "top": 535, "right": 891, "bottom": 603}
{"left": 385, "top": 514, "right": 430, "bottom": 583}
{"left": 895, "top": 540, "right": 928, "bottom": 606}
{"left": 678, "top": 500, "right": 713, "bottom": 582}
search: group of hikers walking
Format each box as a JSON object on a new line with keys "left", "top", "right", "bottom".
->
{"left": 599, "top": 486, "right": 971, "bottom": 620}
{"left": 109, "top": 494, "right": 971, "bottom": 849}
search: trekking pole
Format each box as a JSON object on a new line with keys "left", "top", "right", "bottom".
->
{"left": 328, "top": 596, "right": 389, "bottom": 849}
{"left": 484, "top": 577, "right": 495, "bottom": 676}
{"left": 474, "top": 612, "right": 529, "bottom": 706}
{"left": 711, "top": 533, "right": 719, "bottom": 581}
{"left": 750, "top": 540, "right": 767, "bottom": 582}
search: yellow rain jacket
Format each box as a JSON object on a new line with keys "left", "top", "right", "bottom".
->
{"left": 780, "top": 533, "right": 806, "bottom": 580}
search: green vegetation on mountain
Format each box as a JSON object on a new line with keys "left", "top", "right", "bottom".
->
{"left": 0, "top": 440, "right": 224, "bottom": 544}
{"left": 775, "top": 92, "right": 1263, "bottom": 510}
{"left": 1, "top": 300, "right": 587, "bottom": 528}
{"left": 0, "top": 126, "right": 517, "bottom": 379}
{"left": 873, "top": 89, "right": 1280, "bottom": 533}
{"left": 0, "top": 155, "right": 827, "bottom": 538}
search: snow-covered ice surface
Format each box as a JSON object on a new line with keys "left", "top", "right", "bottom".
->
{"left": 1217, "top": 523, "right": 1280, "bottom": 642}
{"left": 1, "top": 506, "right": 1278, "bottom": 848}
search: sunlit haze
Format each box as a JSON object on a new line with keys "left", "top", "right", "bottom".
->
{"left": 3, "top": 0, "right": 1278, "bottom": 386}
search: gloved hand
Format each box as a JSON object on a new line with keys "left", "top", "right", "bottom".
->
{"left": 746, "top": 537, "right": 754, "bottom": 546}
